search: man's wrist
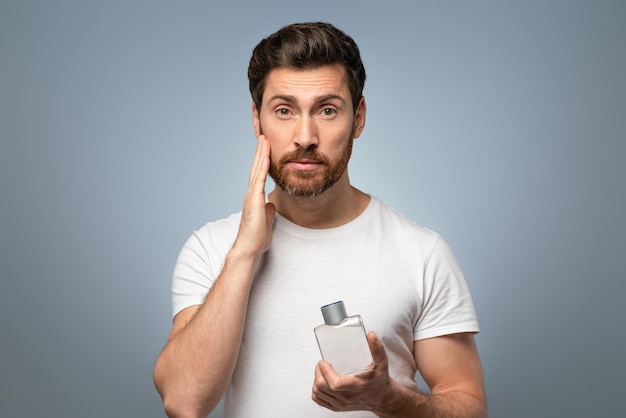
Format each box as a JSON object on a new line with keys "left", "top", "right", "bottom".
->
{"left": 227, "top": 242, "right": 263, "bottom": 265}
{"left": 373, "top": 379, "right": 427, "bottom": 418}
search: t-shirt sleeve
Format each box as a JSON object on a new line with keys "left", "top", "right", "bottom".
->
{"left": 413, "top": 235, "right": 480, "bottom": 340}
{"left": 171, "top": 231, "right": 216, "bottom": 318}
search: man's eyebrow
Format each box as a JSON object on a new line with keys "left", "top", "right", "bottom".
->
{"left": 268, "top": 95, "right": 297, "bottom": 104}
{"left": 314, "top": 94, "right": 346, "bottom": 104}
{"left": 267, "top": 94, "right": 346, "bottom": 104}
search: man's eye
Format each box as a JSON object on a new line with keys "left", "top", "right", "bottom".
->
{"left": 321, "top": 108, "right": 337, "bottom": 116}
{"left": 276, "top": 108, "right": 291, "bottom": 117}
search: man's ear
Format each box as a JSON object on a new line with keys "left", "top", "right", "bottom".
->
{"left": 252, "top": 102, "right": 261, "bottom": 137}
{"left": 353, "top": 97, "right": 367, "bottom": 139}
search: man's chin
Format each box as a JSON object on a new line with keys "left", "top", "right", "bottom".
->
{"left": 272, "top": 179, "right": 327, "bottom": 199}
{"left": 280, "top": 185, "right": 325, "bottom": 199}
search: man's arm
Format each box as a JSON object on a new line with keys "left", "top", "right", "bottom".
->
{"left": 312, "top": 332, "right": 486, "bottom": 417}
{"left": 153, "top": 137, "right": 275, "bottom": 418}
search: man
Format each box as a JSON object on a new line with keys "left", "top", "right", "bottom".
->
{"left": 154, "top": 22, "right": 486, "bottom": 417}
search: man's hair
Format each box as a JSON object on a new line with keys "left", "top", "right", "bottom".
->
{"left": 248, "top": 22, "right": 366, "bottom": 113}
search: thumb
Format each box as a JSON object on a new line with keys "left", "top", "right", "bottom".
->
{"left": 265, "top": 202, "right": 276, "bottom": 225}
{"left": 367, "top": 331, "right": 387, "bottom": 369}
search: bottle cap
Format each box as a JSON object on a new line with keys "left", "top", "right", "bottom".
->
{"left": 321, "top": 301, "right": 348, "bottom": 325}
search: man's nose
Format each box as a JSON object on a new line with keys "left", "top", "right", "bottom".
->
{"left": 294, "top": 116, "right": 318, "bottom": 149}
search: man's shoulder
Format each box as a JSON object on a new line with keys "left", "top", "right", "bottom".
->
{"left": 202, "top": 211, "right": 242, "bottom": 230}
{"left": 187, "top": 211, "right": 242, "bottom": 246}
{"left": 373, "top": 197, "right": 439, "bottom": 239}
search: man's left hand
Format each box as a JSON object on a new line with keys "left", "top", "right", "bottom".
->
{"left": 311, "top": 331, "right": 393, "bottom": 413}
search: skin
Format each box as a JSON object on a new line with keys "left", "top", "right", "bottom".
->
{"left": 153, "top": 64, "right": 486, "bottom": 417}
{"left": 253, "top": 64, "right": 370, "bottom": 228}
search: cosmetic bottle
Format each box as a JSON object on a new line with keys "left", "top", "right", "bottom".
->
{"left": 313, "top": 301, "right": 374, "bottom": 375}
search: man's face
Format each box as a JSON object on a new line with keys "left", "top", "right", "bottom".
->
{"left": 253, "top": 64, "right": 366, "bottom": 198}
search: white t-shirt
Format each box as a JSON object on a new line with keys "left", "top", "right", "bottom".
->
{"left": 172, "top": 196, "right": 479, "bottom": 417}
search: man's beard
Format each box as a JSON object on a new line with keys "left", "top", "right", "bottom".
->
{"left": 268, "top": 139, "right": 353, "bottom": 199}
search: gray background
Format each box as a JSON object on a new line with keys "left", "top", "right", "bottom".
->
{"left": 1, "top": 1, "right": 624, "bottom": 417}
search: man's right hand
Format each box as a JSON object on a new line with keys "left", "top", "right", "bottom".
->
{"left": 154, "top": 135, "right": 277, "bottom": 418}
{"left": 233, "top": 135, "right": 276, "bottom": 260}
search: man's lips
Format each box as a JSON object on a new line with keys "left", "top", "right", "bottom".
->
{"left": 288, "top": 159, "right": 322, "bottom": 170}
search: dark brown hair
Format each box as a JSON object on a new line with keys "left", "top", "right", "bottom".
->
{"left": 248, "top": 22, "right": 366, "bottom": 113}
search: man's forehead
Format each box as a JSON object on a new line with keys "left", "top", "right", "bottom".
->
{"left": 263, "top": 65, "right": 349, "bottom": 99}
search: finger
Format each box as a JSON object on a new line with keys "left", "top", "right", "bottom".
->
{"left": 256, "top": 137, "right": 270, "bottom": 191}
{"left": 247, "top": 137, "right": 270, "bottom": 200}
{"left": 265, "top": 202, "right": 276, "bottom": 225}
{"left": 312, "top": 362, "right": 341, "bottom": 409}
{"left": 311, "top": 389, "right": 340, "bottom": 412}
{"left": 367, "top": 331, "right": 388, "bottom": 369}
{"left": 314, "top": 361, "right": 340, "bottom": 394}
{"left": 319, "top": 359, "right": 360, "bottom": 395}
{"left": 318, "top": 360, "right": 340, "bottom": 386}
{"left": 311, "top": 395, "right": 340, "bottom": 412}
{"left": 248, "top": 136, "right": 268, "bottom": 187}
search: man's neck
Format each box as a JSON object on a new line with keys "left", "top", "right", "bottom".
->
{"left": 268, "top": 176, "right": 370, "bottom": 229}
